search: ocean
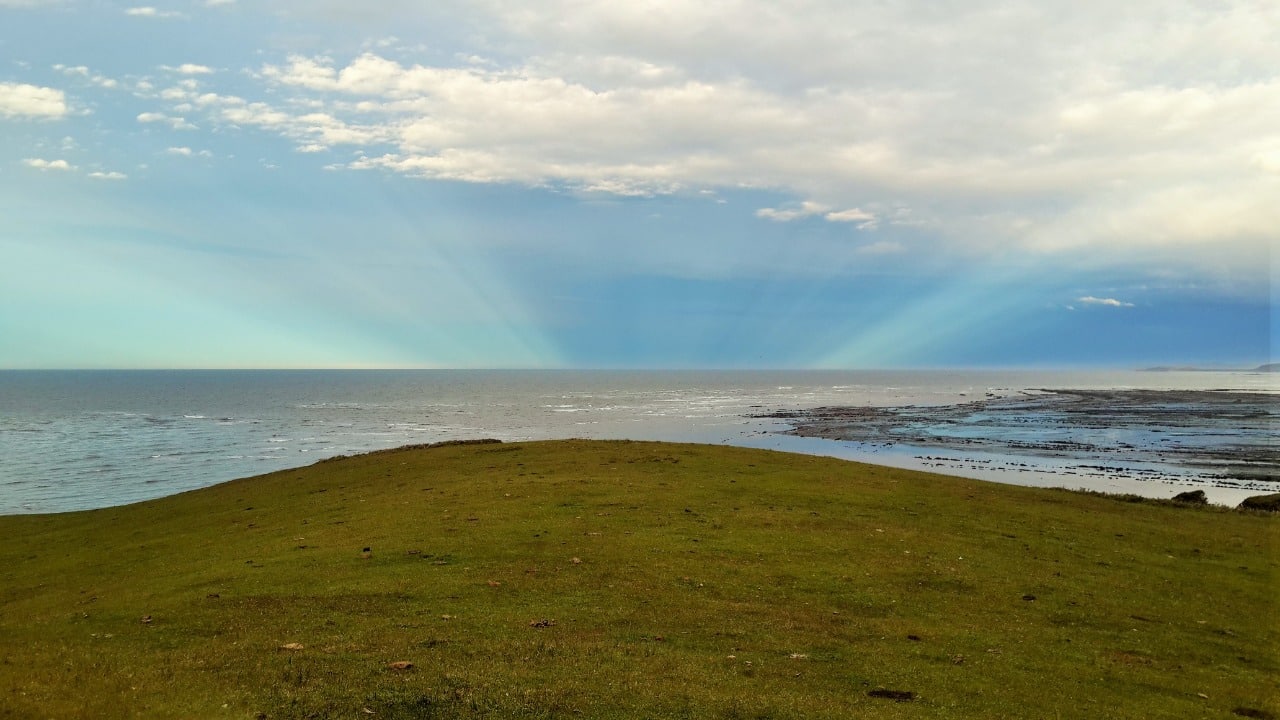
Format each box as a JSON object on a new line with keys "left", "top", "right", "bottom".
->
{"left": 1, "top": 369, "right": 1274, "bottom": 514}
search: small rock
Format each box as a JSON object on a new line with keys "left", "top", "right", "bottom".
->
{"left": 529, "top": 619, "right": 556, "bottom": 628}
{"left": 280, "top": 643, "right": 304, "bottom": 651}
{"left": 140, "top": 615, "right": 152, "bottom": 624}
{"left": 1022, "top": 594, "right": 1037, "bottom": 601}
{"left": 387, "top": 661, "right": 414, "bottom": 671}
{"left": 868, "top": 689, "right": 915, "bottom": 702}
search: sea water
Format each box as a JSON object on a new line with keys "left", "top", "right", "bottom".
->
{"left": 0, "top": 369, "right": 1273, "bottom": 514}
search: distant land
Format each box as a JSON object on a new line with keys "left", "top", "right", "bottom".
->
{"left": 1140, "top": 363, "right": 1278, "bottom": 372}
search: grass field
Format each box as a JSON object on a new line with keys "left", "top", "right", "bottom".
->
{"left": 0, "top": 440, "right": 1275, "bottom": 719}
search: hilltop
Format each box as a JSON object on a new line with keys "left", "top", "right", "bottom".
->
{"left": 0, "top": 440, "right": 1275, "bottom": 719}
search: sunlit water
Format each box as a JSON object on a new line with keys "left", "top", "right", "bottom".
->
{"left": 1, "top": 369, "right": 1274, "bottom": 514}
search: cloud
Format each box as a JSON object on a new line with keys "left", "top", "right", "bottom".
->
{"left": 52, "top": 65, "right": 118, "bottom": 89}
{"left": 87, "top": 171, "right": 128, "bottom": 180}
{"left": 755, "top": 201, "right": 830, "bottom": 222}
{"left": 123, "top": 1, "right": 1276, "bottom": 290}
{"left": 164, "top": 64, "right": 215, "bottom": 75}
{"left": 22, "top": 158, "right": 74, "bottom": 171}
{"left": 824, "top": 207, "right": 878, "bottom": 230}
{"left": 125, "top": 6, "right": 182, "bottom": 17}
{"left": 137, "top": 111, "right": 197, "bottom": 130}
{"left": 166, "top": 146, "right": 213, "bottom": 157}
{"left": 1076, "top": 296, "right": 1134, "bottom": 308}
{"left": 0, "top": 82, "right": 68, "bottom": 118}
{"left": 824, "top": 207, "right": 875, "bottom": 221}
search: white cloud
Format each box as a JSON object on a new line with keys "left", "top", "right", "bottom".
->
{"left": 171, "top": 64, "right": 214, "bottom": 75}
{"left": 1076, "top": 296, "right": 1134, "bottom": 308}
{"left": 125, "top": 6, "right": 181, "bottom": 17}
{"left": 824, "top": 208, "right": 875, "bottom": 223}
{"left": 137, "top": 111, "right": 197, "bottom": 130}
{"left": 755, "top": 201, "right": 829, "bottom": 222}
{"left": 88, "top": 171, "right": 128, "bottom": 180}
{"left": 126, "top": 1, "right": 1275, "bottom": 289}
{"left": 22, "top": 158, "right": 74, "bottom": 171}
{"left": 54, "top": 65, "right": 120, "bottom": 89}
{"left": 0, "top": 82, "right": 68, "bottom": 118}
{"left": 166, "top": 146, "right": 213, "bottom": 157}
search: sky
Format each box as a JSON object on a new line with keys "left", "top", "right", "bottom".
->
{"left": 0, "top": 0, "right": 1275, "bottom": 369}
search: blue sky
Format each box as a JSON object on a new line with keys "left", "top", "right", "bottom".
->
{"left": 1, "top": 0, "right": 1275, "bottom": 369}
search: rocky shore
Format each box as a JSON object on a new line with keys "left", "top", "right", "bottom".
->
{"left": 759, "top": 389, "right": 1278, "bottom": 492}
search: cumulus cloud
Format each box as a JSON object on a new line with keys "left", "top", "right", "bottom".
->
{"left": 22, "top": 158, "right": 74, "bottom": 170}
{"left": 52, "top": 64, "right": 118, "bottom": 88}
{"left": 127, "top": 0, "right": 1276, "bottom": 288}
{"left": 0, "top": 82, "right": 68, "bottom": 118}
{"left": 165, "top": 64, "right": 215, "bottom": 75}
{"left": 137, "top": 111, "right": 197, "bottom": 130}
{"left": 1077, "top": 296, "right": 1134, "bottom": 308}
{"left": 166, "top": 146, "right": 213, "bottom": 157}
{"left": 87, "top": 171, "right": 128, "bottom": 180}
{"left": 755, "top": 201, "right": 829, "bottom": 222}
{"left": 125, "top": 6, "right": 181, "bottom": 17}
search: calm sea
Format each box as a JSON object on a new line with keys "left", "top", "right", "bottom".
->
{"left": 1, "top": 369, "right": 1273, "bottom": 514}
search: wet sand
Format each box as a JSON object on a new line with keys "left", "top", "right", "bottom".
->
{"left": 758, "top": 389, "right": 1278, "bottom": 500}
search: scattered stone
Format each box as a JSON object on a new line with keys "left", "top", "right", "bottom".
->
{"left": 529, "top": 619, "right": 556, "bottom": 628}
{"left": 951, "top": 654, "right": 966, "bottom": 665}
{"left": 571, "top": 557, "right": 582, "bottom": 564}
{"left": 907, "top": 634, "right": 922, "bottom": 642}
{"left": 1172, "top": 490, "right": 1208, "bottom": 504}
{"left": 789, "top": 653, "right": 808, "bottom": 660}
{"left": 280, "top": 643, "right": 304, "bottom": 651}
{"left": 140, "top": 615, "right": 152, "bottom": 624}
{"left": 1022, "top": 594, "right": 1037, "bottom": 601}
{"left": 1238, "top": 494, "right": 1280, "bottom": 512}
{"left": 387, "top": 661, "right": 414, "bottom": 671}
{"left": 868, "top": 689, "right": 915, "bottom": 702}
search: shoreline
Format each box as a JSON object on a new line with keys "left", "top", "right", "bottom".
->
{"left": 3, "top": 373, "right": 1275, "bottom": 515}
{"left": 749, "top": 388, "right": 1278, "bottom": 507}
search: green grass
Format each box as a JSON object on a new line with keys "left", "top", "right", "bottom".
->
{"left": 0, "top": 440, "right": 1275, "bottom": 719}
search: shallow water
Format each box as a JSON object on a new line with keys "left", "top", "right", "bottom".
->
{"left": 1, "top": 369, "right": 1274, "bottom": 513}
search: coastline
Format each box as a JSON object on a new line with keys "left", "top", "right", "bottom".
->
{"left": 746, "top": 388, "right": 1278, "bottom": 507}
{"left": 2, "top": 369, "right": 1275, "bottom": 514}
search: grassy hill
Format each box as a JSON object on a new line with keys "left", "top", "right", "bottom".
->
{"left": 0, "top": 440, "right": 1275, "bottom": 719}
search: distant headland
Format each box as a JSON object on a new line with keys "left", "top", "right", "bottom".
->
{"left": 1140, "top": 363, "right": 1278, "bottom": 372}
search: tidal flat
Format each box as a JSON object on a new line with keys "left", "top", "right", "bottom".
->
{"left": 0, "top": 440, "right": 1275, "bottom": 719}
{"left": 763, "top": 389, "right": 1279, "bottom": 502}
